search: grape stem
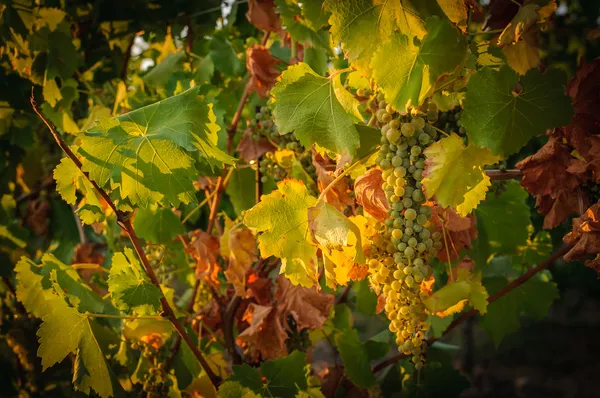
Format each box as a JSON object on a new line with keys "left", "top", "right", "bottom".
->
{"left": 371, "top": 244, "right": 572, "bottom": 374}
{"left": 31, "top": 91, "right": 223, "bottom": 388}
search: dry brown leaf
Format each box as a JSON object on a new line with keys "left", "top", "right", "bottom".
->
{"left": 376, "top": 294, "right": 386, "bottom": 314}
{"left": 247, "top": 45, "right": 281, "bottom": 98}
{"left": 274, "top": 275, "right": 333, "bottom": 331}
{"left": 564, "top": 204, "right": 600, "bottom": 276}
{"left": 484, "top": 0, "right": 522, "bottom": 31}
{"left": 537, "top": 189, "right": 588, "bottom": 230}
{"left": 566, "top": 56, "right": 600, "bottom": 124}
{"left": 313, "top": 152, "right": 354, "bottom": 212}
{"left": 246, "top": 0, "right": 281, "bottom": 32}
{"left": 237, "top": 303, "right": 287, "bottom": 361}
{"left": 73, "top": 242, "right": 107, "bottom": 296}
{"left": 236, "top": 128, "right": 276, "bottom": 163}
{"left": 430, "top": 205, "right": 477, "bottom": 262}
{"left": 246, "top": 272, "right": 273, "bottom": 305}
{"left": 354, "top": 168, "right": 389, "bottom": 223}
{"left": 186, "top": 230, "right": 220, "bottom": 280}
{"left": 26, "top": 198, "right": 50, "bottom": 236}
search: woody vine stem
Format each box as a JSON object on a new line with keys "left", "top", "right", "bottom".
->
{"left": 30, "top": 91, "right": 222, "bottom": 389}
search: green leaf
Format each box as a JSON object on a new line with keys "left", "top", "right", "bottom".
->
{"left": 37, "top": 287, "right": 122, "bottom": 398}
{"left": 195, "top": 55, "right": 215, "bottom": 84}
{"left": 325, "top": 0, "right": 446, "bottom": 72}
{"left": 244, "top": 179, "right": 319, "bottom": 287}
{"left": 143, "top": 51, "right": 185, "bottom": 87}
{"left": 218, "top": 381, "right": 260, "bottom": 398}
{"left": 108, "top": 248, "right": 163, "bottom": 315}
{"left": 354, "top": 278, "right": 377, "bottom": 315}
{"left": 133, "top": 206, "right": 184, "bottom": 244}
{"left": 371, "top": 17, "right": 467, "bottom": 111}
{"left": 15, "top": 255, "right": 106, "bottom": 317}
{"left": 209, "top": 37, "right": 243, "bottom": 76}
{"left": 335, "top": 328, "right": 376, "bottom": 388}
{"left": 230, "top": 351, "right": 307, "bottom": 396}
{"left": 481, "top": 275, "right": 558, "bottom": 347}
{"left": 54, "top": 157, "right": 105, "bottom": 224}
{"left": 355, "top": 124, "right": 381, "bottom": 159}
{"left": 226, "top": 167, "right": 257, "bottom": 216}
{"left": 423, "top": 133, "right": 500, "bottom": 216}
{"left": 275, "top": 0, "right": 330, "bottom": 50}
{"left": 78, "top": 86, "right": 235, "bottom": 209}
{"left": 475, "top": 181, "right": 531, "bottom": 257}
{"left": 462, "top": 66, "right": 573, "bottom": 156}
{"left": 270, "top": 63, "right": 360, "bottom": 157}
{"left": 424, "top": 269, "right": 488, "bottom": 316}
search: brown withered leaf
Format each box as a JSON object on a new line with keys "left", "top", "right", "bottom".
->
{"left": 564, "top": 204, "right": 600, "bottom": 276}
{"left": 430, "top": 205, "right": 477, "bottom": 262}
{"left": 566, "top": 56, "right": 600, "bottom": 123}
{"left": 537, "top": 189, "right": 588, "bottom": 230}
{"left": 246, "top": 272, "right": 273, "bottom": 305}
{"left": 26, "top": 198, "right": 50, "bottom": 236}
{"left": 222, "top": 226, "right": 258, "bottom": 297}
{"left": 517, "top": 136, "right": 581, "bottom": 197}
{"left": 354, "top": 168, "right": 389, "bottom": 223}
{"left": 246, "top": 0, "right": 281, "bottom": 32}
{"left": 313, "top": 152, "right": 354, "bottom": 212}
{"left": 274, "top": 275, "right": 333, "bottom": 331}
{"left": 236, "top": 129, "right": 276, "bottom": 163}
{"left": 348, "top": 264, "right": 368, "bottom": 281}
{"left": 237, "top": 303, "right": 287, "bottom": 361}
{"left": 516, "top": 136, "right": 587, "bottom": 228}
{"left": 247, "top": 45, "right": 280, "bottom": 98}
{"left": 186, "top": 230, "right": 220, "bottom": 280}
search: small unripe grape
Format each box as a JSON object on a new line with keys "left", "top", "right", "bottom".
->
{"left": 408, "top": 237, "right": 418, "bottom": 247}
{"left": 402, "top": 198, "right": 413, "bottom": 208}
{"left": 387, "top": 128, "right": 400, "bottom": 143}
{"left": 404, "top": 208, "right": 417, "bottom": 221}
{"left": 412, "top": 117, "right": 425, "bottom": 129}
{"left": 401, "top": 123, "right": 415, "bottom": 137}
{"left": 404, "top": 247, "right": 415, "bottom": 258}
{"left": 391, "top": 155, "right": 402, "bottom": 167}
{"left": 392, "top": 229, "right": 403, "bottom": 239}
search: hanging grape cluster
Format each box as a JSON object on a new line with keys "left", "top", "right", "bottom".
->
{"left": 367, "top": 95, "right": 443, "bottom": 370}
{"left": 251, "top": 106, "right": 317, "bottom": 184}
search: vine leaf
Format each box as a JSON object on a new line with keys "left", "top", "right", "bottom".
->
{"left": 424, "top": 268, "right": 488, "bottom": 317}
{"left": 308, "top": 200, "right": 365, "bottom": 288}
{"left": 133, "top": 206, "right": 184, "bottom": 244}
{"left": 244, "top": 179, "right": 319, "bottom": 287}
{"left": 37, "top": 276, "right": 122, "bottom": 398}
{"left": 423, "top": 133, "right": 500, "bottom": 216}
{"left": 221, "top": 218, "right": 258, "bottom": 296}
{"left": 372, "top": 16, "right": 467, "bottom": 111}
{"left": 229, "top": 351, "right": 308, "bottom": 396}
{"left": 270, "top": 63, "right": 360, "bottom": 157}
{"left": 78, "top": 86, "right": 235, "bottom": 209}
{"left": 497, "top": 1, "right": 556, "bottom": 46}
{"left": 461, "top": 66, "right": 573, "bottom": 157}
{"left": 107, "top": 248, "right": 163, "bottom": 315}
{"left": 275, "top": 0, "right": 330, "bottom": 50}
{"left": 324, "top": 0, "right": 445, "bottom": 72}
{"left": 15, "top": 254, "right": 106, "bottom": 316}
{"left": 481, "top": 275, "right": 558, "bottom": 347}
{"left": 335, "top": 328, "right": 376, "bottom": 388}
{"left": 54, "top": 156, "right": 105, "bottom": 224}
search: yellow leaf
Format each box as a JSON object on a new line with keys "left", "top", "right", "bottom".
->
{"left": 422, "top": 133, "right": 500, "bottom": 216}
{"left": 308, "top": 201, "right": 364, "bottom": 288}
{"left": 503, "top": 31, "right": 540, "bottom": 75}
{"left": 221, "top": 217, "right": 258, "bottom": 296}
{"left": 424, "top": 268, "right": 488, "bottom": 317}
{"left": 244, "top": 180, "right": 319, "bottom": 287}
{"left": 43, "top": 78, "right": 62, "bottom": 108}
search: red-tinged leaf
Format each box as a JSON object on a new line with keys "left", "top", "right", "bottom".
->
{"left": 313, "top": 152, "right": 354, "bottom": 212}
{"left": 246, "top": 0, "right": 281, "bottom": 32}
{"left": 237, "top": 303, "right": 287, "bottom": 361}
{"left": 566, "top": 56, "right": 600, "bottom": 123}
{"left": 246, "top": 45, "right": 281, "bottom": 98}
{"left": 274, "top": 275, "right": 333, "bottom": 331}
{"left": 430, "top": 205, "right": 478, "bottom": 262}
{"left": 185, "top": 230, "right": 220, "bottom": 281}
{"left": 236, "top": 129, "right": 276, "bottom": 163}
{"left": 354, "top": 168, "right": 389, "bottom": 223}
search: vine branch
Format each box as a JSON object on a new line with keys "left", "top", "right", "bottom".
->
{"left": 486, "top": 169, "right": 522, "bottom": 180}
{"left": 371, "top": 244, "right": 571, "bottom": 374}
{"left": 30, "top": 92, "right": 222, "bottom": 389}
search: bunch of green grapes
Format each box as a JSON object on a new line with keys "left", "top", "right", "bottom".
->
{"left": 192, "top": 278, "right": 213, "bottom": 313}
{"left": 131, "top": 338, "right": 170, "bottom": 397}
{"left": 367, "top": 95, "right": 443, "bottom": 370}
{"left": 431, "top": 104, "right": 466, "bottom": 136}
{"left": 251, "top": 106, "right": 317, "bottom": 184}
